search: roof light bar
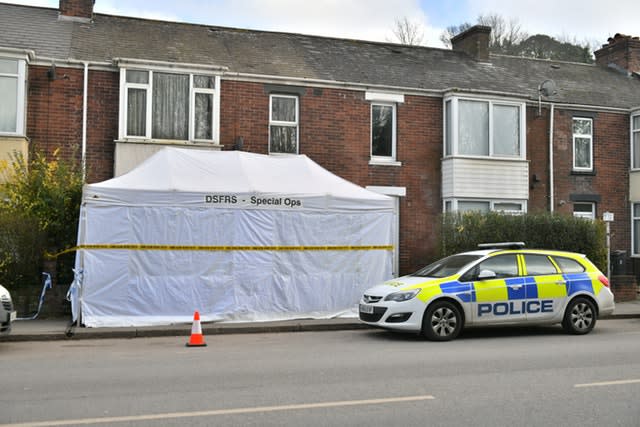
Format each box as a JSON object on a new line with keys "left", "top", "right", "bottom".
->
{"left": 477, "top": 242, "right": 526, "bottom": 250}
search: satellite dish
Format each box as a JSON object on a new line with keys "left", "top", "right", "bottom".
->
{"left": 537, "top": 79, "right": 557, "bottom": 115}
{"left": 538, "top": 79, "right": 557, "bottom": 97}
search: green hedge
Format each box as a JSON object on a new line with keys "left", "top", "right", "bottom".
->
{"left": 439, "top": 211, "right": 607, "bottom": 272}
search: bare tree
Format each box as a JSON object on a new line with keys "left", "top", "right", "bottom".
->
{"left": 439, "top": 23, "right": 472, "bottom": 48}
{"left": 439, "top": 14, "right": 527, "bottom": 54}
{"left": 477, "top": 14, "right": 527, "bottom": 55}
{"left": 391, "top": 17, "right": 424, "bottom": 46}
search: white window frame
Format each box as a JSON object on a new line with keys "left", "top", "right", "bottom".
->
{"left": 370, "top": 102, "right": 397, "bottom": 162}
{"left": 443, "top": 95, "right": 526, "bottom": 159}
{"left": 268, "top": 94, "right": 299, "bottom": 154}
{"left": 0, "top": 55, "right": 27, "bottom": 136}
{"left": 632, "top": 112, "right": 640, "bottom": 170}
{"left": 573, "top": 202, "right": 595, "bottom": 220}
{"left": 572, "top": 117, "right": 593, "bottom": 172}
{"left": 366, "top": 91, "right": 403, "bottom": 165}
{"left": 443, "top": 198, "right": 527, "bottom": 215}
{"left": 119, "top": 66, "right": 221, "bottom": 143}
{"left": 633, "top": 204, "right": 640, "bottom": 256}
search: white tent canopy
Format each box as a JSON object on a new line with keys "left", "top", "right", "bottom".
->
{"left": 72, "top": 148, "right": 395, "bottom": 327}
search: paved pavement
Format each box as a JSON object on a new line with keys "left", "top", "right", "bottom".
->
{"left": 5, "top": 298, "right": 640, "bottom": 342}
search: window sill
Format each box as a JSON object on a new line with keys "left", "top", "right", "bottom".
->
{"left": 571, "top": 169, "right": 596, "bottom": 176}
{"left": 369, "top": 159, "right": 402, "bottom": 167}
{"left": 116, "top": 139, "right": 222, "bottom": 149}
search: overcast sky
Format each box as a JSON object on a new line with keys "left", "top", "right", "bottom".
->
{"left": 5, "top": 0, "right": 640, "bottom": 49}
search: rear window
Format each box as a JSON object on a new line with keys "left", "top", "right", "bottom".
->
{"left": 523, "top": 254, "right": 558, "bottom": 275}
{"left": 553, "top": 256, "right": 586, "bottom": 273}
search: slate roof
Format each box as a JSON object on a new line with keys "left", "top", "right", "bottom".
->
{"left": 1, "top": 2, "right": 639, "bottom": 109}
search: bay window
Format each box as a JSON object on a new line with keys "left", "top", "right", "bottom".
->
{"left": 632, "top": 114, "right": 640, "bottom": 169}
{"left": 0, "top": 57, "right": 26, "bottom": 135}
{"left": 120, "top": 66, "right": 220, "bottom": 143}
{"left": 445, "top": 199, "right": 525, "bottom": 214}
{"left": 444, "top": 96, "right": 525, "bottom": 158}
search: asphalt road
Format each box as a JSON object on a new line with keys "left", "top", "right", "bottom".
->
{"left": 1, "top": 319, "right": 639, "bottom": 427}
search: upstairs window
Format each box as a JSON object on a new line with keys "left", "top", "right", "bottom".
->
{"left": 371, "top": 103, "right": 396, "bottom": 159}
{"left": 0, "top": 57, "right": 26, "bottom": 135}
{"left": 632, "top": 114, "right": 640, "bottom": 169}
{"left": 366, "top": 91, "right": 403, "bottom": 164}
{"left": 269, "top": 94, "right": 298, "bottom": 154}
{"left": 121, "top": 68, "right": 220, "bottom": 143}
{"left": 572, "top": 117, "right": 593, "bottom": 171}
{"left": 444, "top": 97, "right": 525, "bottom": 158}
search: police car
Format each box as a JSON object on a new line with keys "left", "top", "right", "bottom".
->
{"left": 359, "top": 243, "right": 615, "bottom": 341}
{"left": 1, "top": 284, "right": 17, "bottom": 337}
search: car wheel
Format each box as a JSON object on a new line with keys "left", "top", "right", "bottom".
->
{"left": 562, "top": 297, "right": 597, "bottom": 335}
{"left": 422, "top": 300, "right": 462, "bottom": 341}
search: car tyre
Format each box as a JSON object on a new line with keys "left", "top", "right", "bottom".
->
{"left": 562, "top": 297, "right": 597, "bottom": 335}
{"left": 422, "top": 300, "right": 462, "bottom": 341}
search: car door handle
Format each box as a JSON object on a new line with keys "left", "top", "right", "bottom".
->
{"left": 509, "top": 285, "right": 523, "bottom": 290}
{"left": 554, "top": 281, "right": 566, "bottom": 285}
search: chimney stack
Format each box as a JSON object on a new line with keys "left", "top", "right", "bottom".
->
{"left": 451, "top": 25, "right": 492, "bottom": 62}
{"left": 595, "top": 33, "right": 640, "bottom": 75}
{"left": 59, "top": 0, "right": 94, "bottom": 22}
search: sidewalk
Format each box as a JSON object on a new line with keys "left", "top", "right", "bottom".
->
{"left": 5, "top": 298, "right": 640, "bottom": 342}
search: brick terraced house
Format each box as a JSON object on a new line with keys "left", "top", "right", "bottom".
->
{"left": 1, "top": 0, "right": 640, "bottom": 283}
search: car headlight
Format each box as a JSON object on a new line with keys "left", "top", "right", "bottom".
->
{"left": 384, "top": 289, "right": 421, "bottom": 302}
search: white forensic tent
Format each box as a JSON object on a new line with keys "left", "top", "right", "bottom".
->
{"left": 72, "top": 147, "right": 395, "bottom": 327}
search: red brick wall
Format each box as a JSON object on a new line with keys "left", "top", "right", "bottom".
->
{"left": 552, "top": 109, "right": 630, "bottom": 252}
{"left": 527, "top": 106, "right": 551, "bottom": 212}
{"left": 27, "top": 65, "right": 117, "bottom": 183}
{"left": 27, "top": 72, "right": 633, "bottom": 275}
{"left": 220, "top": 81, "right": 443, "bottom": 273}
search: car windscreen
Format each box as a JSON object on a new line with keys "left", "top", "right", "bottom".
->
{"left": 411, "top": 254, "right": 483, "bottom": 278}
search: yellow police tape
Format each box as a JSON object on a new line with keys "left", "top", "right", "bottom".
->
{"left": 46, "top": 244, "right": 394, "bottom": 259}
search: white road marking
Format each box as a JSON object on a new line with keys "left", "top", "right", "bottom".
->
{"left": 1, "top": 394, "right": 435, "bottom": 427}
{"left": 574, "top": 379, "right": 640, "bottom": 388}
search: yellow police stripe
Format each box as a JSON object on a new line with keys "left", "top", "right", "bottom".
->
{"left": 535, "top": 274, "right": 568, "bottom": 298}
{"left": 473, "top": 279, "right": 508, "bottom": 302}
{"left": 47, "top": 244, "right": 394, "bottom": 258}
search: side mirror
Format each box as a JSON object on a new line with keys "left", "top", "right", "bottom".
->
{"left": 478, "top": 269, "right": 497, "bottom": 280}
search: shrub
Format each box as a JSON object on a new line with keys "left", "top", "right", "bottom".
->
{"left": 439, "top": 211, "right": 607, "bottom": 271}
{"left": 0, "top": 149, "right": 83, "bottom": 290}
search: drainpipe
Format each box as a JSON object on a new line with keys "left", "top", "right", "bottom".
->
{"left": 549, "top": 103, "right": 555, "bottom": 212}
{"left": 82, "top": 61, "right": 88, "bottom": 181}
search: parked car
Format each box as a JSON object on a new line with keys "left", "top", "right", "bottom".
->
{"left": 1, "top": 284, "right": 17, "bottom": 336}
{"left": 359, "top": 243, "right": 615, "bottom": 341}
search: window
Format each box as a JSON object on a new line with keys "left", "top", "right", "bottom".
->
{"left": 269, "top": 94, "right": 298, "bottom": 154}
{"left": 462, "top": 255, "right": 519, "bottom": 281}
{"left": 121, "top": 68, "right": 220, "bottom": 142}
{"left": 633, "top": 114, "right": 640, "bottom": 169}
{"left": 553, "top": 257, "right": 585, "bottom": 273}
{"left": 573, "top": 202, "right": 595, "bottom": 220}
{"left": 573, "top": 117, "right": 593, "bottom": 171}
{"left": 444, "top": 97, "right": 525, "bottom": 158}
{"left": 371, "top": 103, "right": 396, "bottom": 159}
{"left": 633, "top": 204, "right": 640, "bottom": 256}
{"left": 523, "top": 255, "right": 558, "bottom": 276}
{"left": 446, "top": 199, "right": 525, "bottom": 214}
{"left": 0, "top": 57, "right": 26, "bottom": 135}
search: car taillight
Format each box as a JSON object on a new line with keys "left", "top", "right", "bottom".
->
{"left": 598, "top": 275, "right": 610, "bottom": 288}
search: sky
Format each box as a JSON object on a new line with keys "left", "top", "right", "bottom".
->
{"left": 4, "top": 0, "right": 640, "bottom": 49}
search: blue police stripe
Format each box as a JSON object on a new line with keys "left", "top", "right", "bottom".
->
{"left": 440, "top": 281, "right": 474, "bottom": 303}
{"left": 505, "top": 277, "right": 526, "bottom": 300}
{"left": 523, "top": 276, "right": 538, "bottom": 299}
{"left": 564, "top": 273, "right": 593, "bottom": 295}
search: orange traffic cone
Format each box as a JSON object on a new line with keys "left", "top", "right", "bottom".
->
{"left": 186, "top": 311, "right": 207, "bottom": 347}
